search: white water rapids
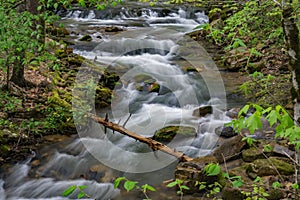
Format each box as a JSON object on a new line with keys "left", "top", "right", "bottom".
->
{"left": 0, "top": 4, "right": 233, "bottom": 199}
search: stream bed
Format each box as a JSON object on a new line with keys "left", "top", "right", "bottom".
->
{"left": 0, "top": 3, "right": 245, "bottom": 199}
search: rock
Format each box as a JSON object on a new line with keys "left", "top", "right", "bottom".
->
{"left": 31, "top": 159, "right": 41, "bottom": 167}
{"left": 242, "top": 147, "right": 264, "bottom": 162}
{"left": 225, "top": 108, "right": 240, "bottom": 119}
{"left": 152, "top": 126, "right": 197, "bottom": 143}
{"left": 79, "top": 35, "right": 92, "bottom": 42}
{"left": 212, "top": 135, "right": 246, "bottom": 163}
{"left": 192, "top": 105, "right": 213, "bottom": 117}
{"left": 222, "top": 186, "right": 245, "bottom": 200}
{"left": 44, "top": 135, "right": 70, "bottom": 142}
{"left": 105, "top": 26, "right": 123, "bottom": 32}
{"left": 175, "top": 156, "right": 219, "bottom": 194}
{"left": 215, "top": 126, "right": 237, "bottom": 138}
{"left": 148, "top": 82, "right": 160, "bottom": 93}
{"left": 267, "top": 189, "right": 284, "bottom": 200}
{"left": 273, "top": 144, "right": 295, "bottom": 158}
{"left": 247, "top": 157, "right": 295, "bottom": 177}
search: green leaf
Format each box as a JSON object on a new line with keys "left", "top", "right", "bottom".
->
{"left": 124, "top": 180, "right": 138, "bottom": 192}
{"left": 232, "top": 180, "right": 243, "bottom": 188}
{"left": 199, "top": 184, "right": 206, "bottom": 190}
{"left": 78, "top": 185, "right": 88, "bottom": 190}
{"left": 292, "top": 183, "right": 299, "bottom": 190}
{"left": 245, "top": 113, "right": 262, "bottom": 134}
{"left": 180, "top": 185, "right": 190, "bottom": 190}
{"left": 272, "top": 181, "right": 281, "bottom": 189}
{"left": 167, "top": 181, "right": 178, "bottom": 188}
{"left": 239, "top": 105, "right": 250, "bottom": 117}
{"left": 141, "top": 184, "right": 156, "bottom": 192}
{"left": 62, "top": 185, "right": 76, "bottom": 197}
{"left": 266, "top": 110, "right": 278, "bottom": 127}
{"left": 205, "top": 163, "right": 221, "bottom": 176}
{"left": 114, "top": 177, "right": 126, "bottom": 189}
{"left": 263, "top": 144, "right": 273, "bottom": 152}
{"left": 77, "top": 192, "right": 85, "bottom": 199}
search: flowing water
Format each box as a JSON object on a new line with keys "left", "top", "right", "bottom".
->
{"left": 0, "top": 3, "right": 240, "bottom": 199}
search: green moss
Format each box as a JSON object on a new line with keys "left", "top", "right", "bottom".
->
{"left": 253, "top": 157, "right": 295, "bottom": 176}
{"left": 79, "top": 35, "right": 92, "bottom": 42}
{"left": 242, "top": 147, "right": 264, "bottom": 162}
{"left": 134, "top": 74, "right": 154, "bottom": 83}
{"left": 153, "top": 126, "right": 196, "bottom": 142}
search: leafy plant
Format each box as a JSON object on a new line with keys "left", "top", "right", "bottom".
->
{"left": 166, "top": 179, "right": 190, "bottom": 200}
{"left": 114, "top": 177, "right": 156, "bottom": 200}
{"left": 62, "top": 185, "right": 90, "bottom": 199}
{"left": 204, "top": 163, "right": 221, "bottom": 176}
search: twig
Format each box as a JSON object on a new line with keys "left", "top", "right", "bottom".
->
{"left": 122, "top": 113, "right": 132, "bottom": 128}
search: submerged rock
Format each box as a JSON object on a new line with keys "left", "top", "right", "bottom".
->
{"left": 152, "top": 126, "right": 196, "bottom": 143}
{"left": 79, "top": 34, "right": 92, "bottom": 41}
{"left": 192, "top": 105, "right": 213, "bottom": 117}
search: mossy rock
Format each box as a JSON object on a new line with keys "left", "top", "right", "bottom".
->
{"left": 242, "top": 147, "right": 264, "bottom": 162}
{"left": 152, "top": 126, "right": 196, "bottom": 143}
{"left": 67, "top": 56, "right": 84, "bottom": 66}
{"left": 95, "top": 87, "right": 113, "bottom": 108}
{"left": 148, "top": 82, "right": 160, "bottom": 93}
{"left": 79, "top": 35, "right": 92, "bottom": 42}
{"left": 48, "top": 90, "right": 71, "bottom": 109}
{"left": 182, "top": 66, "right": 199, "bottom": 73}
{"left": 250, "top": 157, "right": 295, "bottom": 176}
{"left": 134, "top": 74, "right": 155, "bottom": 83}
{"left": 55, "top": 49, "right": 67, "bottom": 58}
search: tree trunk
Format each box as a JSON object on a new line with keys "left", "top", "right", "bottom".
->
{"left": 10, "top": 51, "right": 26, "bottom": 87}
{"left": 282, "top": 3, "right": 300, "bottom": 123}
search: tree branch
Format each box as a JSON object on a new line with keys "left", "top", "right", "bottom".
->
{"left": 88, "top": 113, "right": 193, "bottom": 162}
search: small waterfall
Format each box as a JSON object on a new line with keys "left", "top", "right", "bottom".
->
{"left": 1, "top": 4, "right": 230, "bottom": 199}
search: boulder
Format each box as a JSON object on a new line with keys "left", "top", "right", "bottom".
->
{"left": 152, "top": 126, "right": 196, "bottom": 143}
{"left": 246, "top": 157, "right": 295, "bottom": 177}
{"left": 79, "top": 35, "right": 92, "bottom": 42}
{"left": 192, "top": 105, "right": 213, "bottom": 117}
{"left": 212, "top": 135, "right": 246, "bottom": 163}
{"left": 242, "top": 147, "right": 264, "bottom": 162}
{"left": 215, "top": 126, "right": 237, "bottom": 138}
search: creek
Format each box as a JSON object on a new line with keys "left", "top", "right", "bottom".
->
{"left": 0, "top": 2, "right": 244, "bottom": 199}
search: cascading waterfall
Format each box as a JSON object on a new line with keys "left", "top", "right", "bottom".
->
{"left": 0, "top": 4, "right": 232, "bottom": 199}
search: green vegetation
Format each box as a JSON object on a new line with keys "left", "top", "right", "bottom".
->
{"left": 114, "top": 177, "right": 156, "bottom": 200}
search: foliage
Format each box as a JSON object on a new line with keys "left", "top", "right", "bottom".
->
{"left": 114, "top": 177, "right": 156, "bottom": 200}
{"left": 204, "top": 163, "right": 221, "bottom": 176}
{"left": 199, "top": 0, "right": 284, "bottom": 49}
{"left": 166, "top": 179, "right": 190, "bottom": 200}
{"left": 228, "top": 103, "right": 300, "bottom": 149}
{"left": 241, "top": 177, "right": 270, "bottom": 200}
{"left": 62, "top": 185, "right": 90, "bottom": 199}
{"left": 0, "top": 6, "right": 42, "bottom": 86}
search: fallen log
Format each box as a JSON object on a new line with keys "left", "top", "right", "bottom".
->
{"left": 88, "top": 113, "right": 193, "bottom": 162}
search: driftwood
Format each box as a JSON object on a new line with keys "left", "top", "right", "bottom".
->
{"left": 88, "top": 113, "right": 193, "bottom": 162}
